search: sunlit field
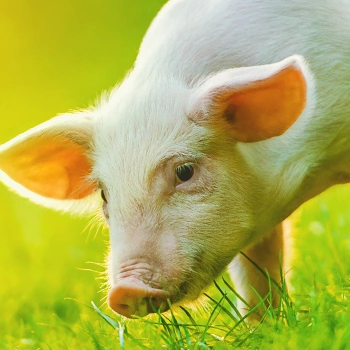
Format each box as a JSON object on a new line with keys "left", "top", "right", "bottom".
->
{"left": 1, "top": 1, "right": 350, "bottom": 349}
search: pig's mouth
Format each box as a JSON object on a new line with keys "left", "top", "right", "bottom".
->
{"left": 108, "top": 280, "right": 205, "bottom": 318}
{"left": 108, "top": 254, "right": 234, "bottom": 318}
{"left": 108, "top": 272, "right": 220, "bottom": 318}
{"left": 108, "top": 269, "right": 206, "bottom": 318}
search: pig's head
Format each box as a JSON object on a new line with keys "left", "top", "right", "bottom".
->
{"left": 0, "top": 55, "right": 313, "bottom": 318}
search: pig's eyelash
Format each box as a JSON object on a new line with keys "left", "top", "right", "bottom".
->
{"left": 101, "top": 190, "right": 108, "bottom": 203}
{"left": 95, "top": 181, "right": 108, "bottom": 202}
{"left": 169, "top": 155, "right": 201, "bottom": 168}
{"left": 160, "top": 149, "right": 202, "bottom": 164}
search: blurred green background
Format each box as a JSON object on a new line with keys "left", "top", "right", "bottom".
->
{"left": 0, "top": 0, "right": 166, "bottom": 347}
{"left": 1, "top": 1, "right": 350, "bottom": 349}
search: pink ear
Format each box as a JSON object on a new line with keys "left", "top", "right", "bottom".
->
{"left": 191, "top": 56, "right": 311, "bottom": 142}
{"left": 0, "top": 113, "right": 97, "bottom": 201}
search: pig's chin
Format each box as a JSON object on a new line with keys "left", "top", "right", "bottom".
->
{"left": 169, "top": 259, "right": 237, "bottom": 310}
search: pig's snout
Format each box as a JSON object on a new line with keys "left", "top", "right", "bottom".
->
{"left": 108, "top": 279, "right": 169, "bottom": 318}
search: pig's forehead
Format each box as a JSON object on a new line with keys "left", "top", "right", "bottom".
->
{"left": 91, "top": 85, "right": 209, "bottom": 185}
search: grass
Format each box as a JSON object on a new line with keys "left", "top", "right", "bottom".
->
{"left": 1, "top": 185, "right": 350, "bottom": 349}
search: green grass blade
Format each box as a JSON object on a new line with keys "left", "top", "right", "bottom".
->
{"left": 240, "top": 251, "right": 282, "bottom": 293}
{"left": 180, "top": 306, "right": 200, "bottom": 332}
{"left": 222, "top": 277, "right": 251, "bottom": 308}
{"left": 213, "top": 280, "right": 245, "bottom": 324}
{"left": 201, "top": 295, "right": 225, "bottom": 344}
{"left": 91, "top": 301, "right": 119, "bottom": 330}
{"left": 204, "top": 291, "right": 239, "bottom": 324}
{"left": 224, "top": 294, "right": 269, "bottom": 340}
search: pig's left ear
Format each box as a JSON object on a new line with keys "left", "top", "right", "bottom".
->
{"left": 189, "top": 55, "right": 313, "bottom": 142}
{"left": 0, "top": 113, "right": 98, "bottom": 213}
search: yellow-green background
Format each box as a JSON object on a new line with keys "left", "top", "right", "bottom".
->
{"left": 0, "top": 1, "right": 166, "bottom": 347}
{"left": 1, "top": 1, "right": 350, "bottom": 349}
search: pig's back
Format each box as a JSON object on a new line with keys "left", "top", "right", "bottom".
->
{"left": 133, "top": 0, "right": 350, "bottom": 86}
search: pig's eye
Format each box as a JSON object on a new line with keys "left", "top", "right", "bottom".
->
{"left": 176, "top": 163, "right": 194, "bottom": 183}
{"left": 101, "top": 190, "right": 108, "bottom": 203}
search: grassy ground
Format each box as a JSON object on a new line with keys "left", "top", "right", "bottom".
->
{"left": 1, "top": 1, "right": 350, "bottom": 349}
{"left": 1, "top": 185, "right": 350, "bottom": 349}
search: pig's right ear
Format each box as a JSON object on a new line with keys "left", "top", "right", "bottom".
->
{"left": 189, "top": 55, "right": 314, "bottom": 142}
{"left": 0, "top": 113, "right": 99, "bottom": 213}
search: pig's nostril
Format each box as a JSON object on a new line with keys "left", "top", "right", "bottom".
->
{"left": 108, "top": 280, "right": 170, "bottom": 318}
{"left": 118, "top": 304, "right": 129, "bottom": 311}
